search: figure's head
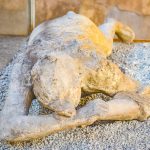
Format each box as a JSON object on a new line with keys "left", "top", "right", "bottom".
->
{"left": 31, "top": 53, "right": 81, "bottom": 117}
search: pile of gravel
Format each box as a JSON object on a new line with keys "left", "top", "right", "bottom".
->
{"left": 0, "top": 42, "right": 150, "bottom": 150}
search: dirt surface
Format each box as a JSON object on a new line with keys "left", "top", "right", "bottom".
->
{"left": 0, "top": 36, "right": 27, "bottom": 70}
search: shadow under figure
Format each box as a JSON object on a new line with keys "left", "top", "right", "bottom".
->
{"left": 0, "top": 11, "right": 150, "bottom": 142}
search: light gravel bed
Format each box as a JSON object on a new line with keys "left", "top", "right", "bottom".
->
{"left": 0, "top": 42, "right": 150, "bottom": 150}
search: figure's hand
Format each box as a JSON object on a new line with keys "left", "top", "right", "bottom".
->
{"left": 77, "top": 99, "right": 108, "bottom": 119}
{"left": 48, "top": 100, "right": 76, "bottom": 117}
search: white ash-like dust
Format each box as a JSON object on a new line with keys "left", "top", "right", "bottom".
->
{"left": 0, "top": 42, "right": 150, "bottom": 150}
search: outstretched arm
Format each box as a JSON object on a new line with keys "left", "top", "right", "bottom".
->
{"left": 1, "top": 50, "right": 35, "bottom": 116}
{"left": 0, "top": 99, "right": 108, "bottom": 142}
{"left": 1, "top": 92, "right": 149, "bottom": 142}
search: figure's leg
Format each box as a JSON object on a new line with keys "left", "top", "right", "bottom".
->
{"left": 99, "top": 18, "right": 135, "bottom": 56}
{"left": 31, "top": 53, "right": 82, "bottom": 117}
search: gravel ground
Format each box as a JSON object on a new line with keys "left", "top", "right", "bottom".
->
{"left": 0, "top": 42, "right": 150, "bottom": 150}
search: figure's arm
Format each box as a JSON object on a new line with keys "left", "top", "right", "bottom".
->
{"left": 0, "top": 99, "right": 108, "bottom": 142}
{"left": 1, "top": 92, "right": 149, "bottom": 142}
{"left": 1, "top": 51, "right": 35, "bottom": 116}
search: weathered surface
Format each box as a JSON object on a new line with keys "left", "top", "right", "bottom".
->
{"left": 0, "top": 12, "right": 150, "bottom": 142}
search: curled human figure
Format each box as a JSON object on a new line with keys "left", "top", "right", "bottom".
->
{"left": 0, "top": 12, "right": 150, "bottom": 142}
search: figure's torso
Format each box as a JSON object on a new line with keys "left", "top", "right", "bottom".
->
{"left": 28, "top": 11, "right": 111, "bottom": 61}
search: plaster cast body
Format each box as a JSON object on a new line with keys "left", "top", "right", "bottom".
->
{"left": 0, "top": 12, "right": 150, "bottom": 142}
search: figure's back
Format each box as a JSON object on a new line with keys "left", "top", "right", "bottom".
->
{"left": 28, "top": 12, "right": 111, "bottom": 57}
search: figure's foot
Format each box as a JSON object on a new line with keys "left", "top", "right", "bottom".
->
{"left": 100, "top": 18, "right": 135, "bottom": 43}
{"left": 116, "top": 22, "right": 135, "bottom": 43}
